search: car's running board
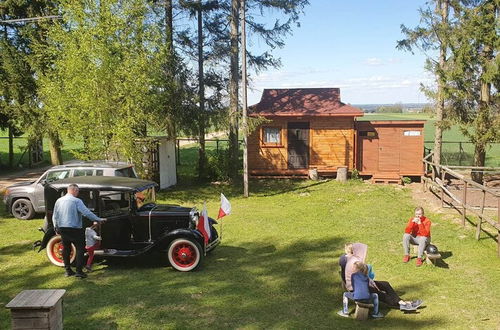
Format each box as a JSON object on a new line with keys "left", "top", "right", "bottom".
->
{"left": 94, "top": 245, "right": 154, "bottom": 257}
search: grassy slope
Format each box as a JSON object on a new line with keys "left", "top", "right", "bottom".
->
{"left": 1, "top": 178, "right": 499, "bottom": 329}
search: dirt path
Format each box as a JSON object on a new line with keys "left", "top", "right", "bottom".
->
{"left": 0, "top": 166, "right": 52, "bottom": 194}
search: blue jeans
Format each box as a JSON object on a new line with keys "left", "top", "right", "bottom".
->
{"left": 343, "top": 292, "right": 379, "bottom": 315}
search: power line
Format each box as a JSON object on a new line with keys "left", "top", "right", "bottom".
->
{"left": 0, "top": 15, "right": 62, "bottom": 24}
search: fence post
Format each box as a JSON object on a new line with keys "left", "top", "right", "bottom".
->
{"left": 462, "top": 180, "right": 467, "bottom": 226}
{"left": 216, "top": 139, "right": 219, "bottom": 152}
{"left": 176, "top": 139, "right": 180, "bottom": 165}
{"left": 498, "top": 198, "right": 500, "bottom": 258}
{"left": 440, "top": 169, "right": 445, "bottom": 208}
{"left": 458, "top": 142, "right": 463, "bottom": 166}
{"left": 476, "top": 189, "right": 486, "bottom": 240}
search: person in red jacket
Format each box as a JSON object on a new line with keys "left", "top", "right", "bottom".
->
{"left": 402, "top": 207, "right": 431, "bottom": 266}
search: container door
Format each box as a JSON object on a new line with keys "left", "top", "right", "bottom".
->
{"left": 378, "top": 127, "right": 400, "bottom": 172}
{"left": 287, "top": 122, "right": 309, "bottom": 169}
{"left": 359, "top": 132, "right": 379, "bottom": 173}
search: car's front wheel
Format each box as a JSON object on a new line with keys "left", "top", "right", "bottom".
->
{"left": 11, "top": 198, "right": 35, "bottom": 220}
{"left": 167, "top": 238, "right": 203, "bottom": 272}
{"left": 46, "top": 235, "right": 76, "bottom": 267}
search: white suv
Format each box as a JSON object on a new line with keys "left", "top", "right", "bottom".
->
{"left": 3, "top": 162, "right": 137, "bottom": 220}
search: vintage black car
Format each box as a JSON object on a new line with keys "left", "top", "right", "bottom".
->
{"left": 35, "top": 176, "right": 219, "bottom": 272}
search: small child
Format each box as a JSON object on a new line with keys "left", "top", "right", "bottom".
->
{"left": 85, "top": 222, "right": 102, "bottom": 272}
{"left": 338, "top": 261, "right": 384, "bottom": 318}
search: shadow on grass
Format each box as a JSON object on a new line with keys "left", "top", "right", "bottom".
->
{"left": 1, "top": 236, "right": 446, "bottom": 329}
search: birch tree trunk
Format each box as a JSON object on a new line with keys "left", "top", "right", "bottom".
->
{"left": 433, "top": 0, "right": 449, "bottom": 168}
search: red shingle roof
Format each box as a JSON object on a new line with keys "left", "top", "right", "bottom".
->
{"left": 249, "top": 88, "right": 364, "bottom": 117}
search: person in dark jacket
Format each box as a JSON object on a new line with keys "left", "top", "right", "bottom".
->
{"left": 338, "top": 261, "right": 383, "bottom": 318}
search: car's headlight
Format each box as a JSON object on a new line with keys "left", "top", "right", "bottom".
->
{"left": 189, "top": 209, "right": 199, "bottom": 228}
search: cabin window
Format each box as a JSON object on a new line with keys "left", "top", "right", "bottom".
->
{"left": 403, "top": 130, "right": 421, "bottom": 136}
{"left": 359, "top": 131, "right": 376, "bottom": 137}
{"left": 263, "top": 127, "right": 281, "bottom": 144}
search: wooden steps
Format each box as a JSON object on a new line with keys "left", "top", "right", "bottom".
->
{"left": 371, "top": 173, "right": 401, "bottom": 184}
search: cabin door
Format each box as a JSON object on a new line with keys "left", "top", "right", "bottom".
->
{"left": 287, "top": 122, "right": 309, "bottom": 169}
{"left": 378, "top": 127, "right": 400, "bottom": 172}
{"left": 359, "top": 134, "right": 379, "bottom": 173}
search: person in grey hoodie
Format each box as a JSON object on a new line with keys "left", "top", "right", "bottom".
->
{"left": 342, "top": 242, "right": 422, "bottom": 311}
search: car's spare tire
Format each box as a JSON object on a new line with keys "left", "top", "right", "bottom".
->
{"left": 167, "top": 238, "right": 203, "bottom": 272}
{"left": 46, "top": 235, "right": 76, "bottom": 267}
{"left": 11, "top": 198, "right": 35, "bottom": 220}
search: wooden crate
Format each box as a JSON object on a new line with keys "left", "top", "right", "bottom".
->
{"left": 6, "top": 289, "right": 66, "bottom": 330}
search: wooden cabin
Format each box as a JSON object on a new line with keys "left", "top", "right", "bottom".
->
{"left": 248, "top": 88, "right": 364, "bottom": 177}
{"left": 356, "top": 120, "right": 426, "bottom": 182}
{"left": 248, "top": 88, "right": 426, "bottom": 181}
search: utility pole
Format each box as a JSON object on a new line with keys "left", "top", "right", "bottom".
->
{"left": 241, "top": 0, "right": 249, "bottom": 197}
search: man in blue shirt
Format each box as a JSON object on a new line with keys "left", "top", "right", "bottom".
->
{"left": 53, "top": 184, "right": 105, "bottom": 278}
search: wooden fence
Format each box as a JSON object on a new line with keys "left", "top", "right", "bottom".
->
{"left": 422, "top": 151, "right": 500, "bottom": 257}
{"left": 175, "top": 138, "right": 243, "bottom": 165}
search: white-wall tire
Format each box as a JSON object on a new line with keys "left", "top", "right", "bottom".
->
{"left": 167, "top": 238, "right": 203, "bottom": 272}
{"left": 46, "top": 235, "right": 76, "bottom": 267}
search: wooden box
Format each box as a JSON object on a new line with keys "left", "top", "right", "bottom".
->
{"left": 6, "top": 289, "right": 66, "bottom": 330}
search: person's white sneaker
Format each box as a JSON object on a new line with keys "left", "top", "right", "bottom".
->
{"left": 337, "top": 310, "right": 349, "bottom": 318}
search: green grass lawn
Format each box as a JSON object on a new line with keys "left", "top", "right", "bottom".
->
{"left": 1, "top": 178, "right": 499, "bottom": 329}
{"left": 0, "top": 137, "right": 83, "bottom": 173}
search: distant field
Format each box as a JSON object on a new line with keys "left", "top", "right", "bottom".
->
{"left": 359, "top": 113, "right": 500, "bottom": 167}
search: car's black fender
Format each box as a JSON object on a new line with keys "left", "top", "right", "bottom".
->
{"left": 155, "top": 228, "right": 205, "bottom": 252}
{"left": 37, "top": 217, "right": 56, "bottom": 252}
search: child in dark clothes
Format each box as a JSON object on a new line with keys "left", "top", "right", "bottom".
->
{"left": 338, "top": 261, "right": 384, "bottom": 318}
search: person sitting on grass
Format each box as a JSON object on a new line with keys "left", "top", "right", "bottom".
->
{"left": 338, "top": 261, "right": 384, "bottom": 318}
{"left": 85, "top": 222, "right": 102, "bottom": 272}
{"left": 341, "top": 242, "right": 422, "bottom": 311}
{"left": 402, "top": 206, "right": 432, "bottom": 267}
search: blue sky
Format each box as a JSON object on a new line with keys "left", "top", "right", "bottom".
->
{"left": 246, "top": 0, "right": 435, "bottom": 105}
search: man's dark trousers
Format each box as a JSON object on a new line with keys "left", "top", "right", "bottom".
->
{"left": 59, "top": 227, "right": 85, "bottom": 273}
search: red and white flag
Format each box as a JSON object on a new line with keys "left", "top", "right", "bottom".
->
{"left": 217, "top": 193, "right": 231, "bottom": 219}
{"left": 197, "top": 204, "right": 211, "bottom": 245}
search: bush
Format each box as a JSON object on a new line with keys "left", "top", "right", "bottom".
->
{"left": 350, "top": 169, "right": 362, "bottom": 181}
{"left": 402, "top": 176, "right": 412, "bottom": 185}
{"left": 206, "top": 148, "right": 231, "bottom": 181}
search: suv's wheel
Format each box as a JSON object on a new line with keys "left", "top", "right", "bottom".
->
{"left": 168, "top": 238, "right": 203, "bottom": 272}
{"left": 46, "top": 235, "right": 76, "bottom": 267}
{"left": 11, "top": 198, "right": 35, "bottom": 220}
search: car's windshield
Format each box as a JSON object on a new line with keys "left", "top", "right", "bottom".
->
{"left": 115, "top": 167, "right": 137, "bottom": 178}
{"left": 135, "top": 187, "right": 155, "bottom": 209}
{"left": 99, "top": 191, "right": 131, "bottom": 217}
{"left": 46, "top": 170, "right": 70, "bottom": 182}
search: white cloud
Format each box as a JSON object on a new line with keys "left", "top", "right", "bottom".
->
{"left": 363, "top": 57, "right": 384, "bottom": 66}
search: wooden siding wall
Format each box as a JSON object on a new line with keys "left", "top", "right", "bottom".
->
{"left": 310, "top": 117, "right": 355, "bottom": 170}
{"left": 248, "top": 118, "right": 288, "bottom": 171}
{"left": 248, "top": 117, "right": 355, "bottom": 173}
